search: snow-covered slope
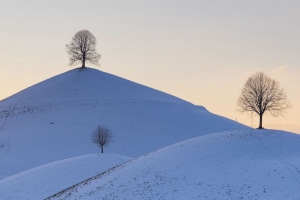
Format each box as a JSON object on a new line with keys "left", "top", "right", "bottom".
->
{"left": 0, "top": 67, "right": 246, "bottom": 178}
{"left": 0, "top": 154, "right": 131, "bottom": 200}
{"left": 48, "top": 129, "right": 300, "bottom": 200}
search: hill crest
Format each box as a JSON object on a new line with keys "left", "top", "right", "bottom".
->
{"left": 48, "top": 129, "right": 300, "bottom": 200}
{"left": 0, "top": 67, "right": 246, "bottom": 179}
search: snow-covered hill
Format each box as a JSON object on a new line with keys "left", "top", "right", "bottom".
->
{"left": 0, "top": 154, "right": 131, "bottom": 200}
{"left": 48, "top": 129, "right": 300, "bottom": 200}
{"left": 0, "top": 67, "right": 246, "bottom": 179}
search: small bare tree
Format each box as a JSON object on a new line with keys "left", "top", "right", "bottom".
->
{"left": 91, "top": 125, "right": 113, "bottom": 153}
{"left": 237, "top": 72, "right": 291, "bottom": 129}
{"left": 66, "top": 30, "right": 101, "bottom": 68}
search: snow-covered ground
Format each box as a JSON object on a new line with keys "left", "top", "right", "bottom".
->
{"left": 48, "top": 129, "right": 300, "bottom": 200}
{"left": 0, "top": 67, "right": 246, "bottom": 179}
{"left": 0, "top": 153, "right": 131, "bottom": 200}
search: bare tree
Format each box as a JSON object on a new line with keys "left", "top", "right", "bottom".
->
{"left": 66, "top": 30, "right": 101, "bottom": 68}
{"left": 91, "top": 125, "right": 113, "bottom": 153}
{"left": 237, "top": 72, "right": 291, "bottom": 129}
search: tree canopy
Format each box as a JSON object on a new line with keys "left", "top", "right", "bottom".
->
{"left": 91, "top": 125, "right": 113, "bottom": 153}
{"left": 66, "top": 30, "right": 100, "bottom": 68}
{"left": 237, "top": 72, "right": 291, "bottom": 129}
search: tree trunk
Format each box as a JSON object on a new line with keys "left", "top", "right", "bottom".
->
{"left": 101, "top": 146, "right": 103, "bottom": 153}
{"left": 258, "top": 114, "right": 263, "bottom": 129}
{"left": 82, "top": 55, "right": 86, "bottom": 68}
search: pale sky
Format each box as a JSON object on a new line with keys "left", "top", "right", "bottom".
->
{"left": 1, "top": 0, "right": 299, "bottom": 133}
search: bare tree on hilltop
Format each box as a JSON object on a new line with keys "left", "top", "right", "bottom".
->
{"left": 91, "top": 125, "right": 113, "bottom": 154}
{"left": 66, "top": 30, "right": 101, "bottom": 68}
{"left": 237, "top": 72, "right": 291, "bottom": 129}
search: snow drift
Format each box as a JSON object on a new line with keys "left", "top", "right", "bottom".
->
{"left": 0, "top": 154, "right": 131, "bottom": 199}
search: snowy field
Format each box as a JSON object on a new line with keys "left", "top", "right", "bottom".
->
{"left": 0, "top": 154, "right": 131, "bottom": 199}
{"left": 48, "top": 129, "right": 300, "bottom": 200}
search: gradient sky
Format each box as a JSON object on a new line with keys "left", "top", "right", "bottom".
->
{"left": 1, "top": 0, "right": 299, "bottom": 133}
